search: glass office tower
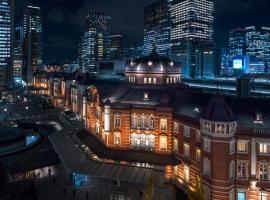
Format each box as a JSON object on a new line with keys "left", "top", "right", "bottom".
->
{"left": 0, "top": 0, "right": 14, "bottom": 88}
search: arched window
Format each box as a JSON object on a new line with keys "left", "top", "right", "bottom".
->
{"left": 114, "top": 132, "right": 121, "bottom": 145}
{"left": 203, "top": 158, "right": 211, "bottom": 177}
{"left": 229, "top": 160, "right": 235, "bottom": 179}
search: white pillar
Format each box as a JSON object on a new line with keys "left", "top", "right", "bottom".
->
{"left": 251, "top": 138, "right": 257, "bottom": 177}
{"left": 104, "top": 104, "right": 111, "bottom": 134}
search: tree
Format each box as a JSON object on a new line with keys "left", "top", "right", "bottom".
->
{"left": 144, "top": 176, "right": 154, "bottom": 200}
{"left": 188, "top": 175, "right": 205, "bottom": 200}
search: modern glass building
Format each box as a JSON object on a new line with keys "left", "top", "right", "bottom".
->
{"left": 0, "top": 0, "right": 14, "bottom": 88}
{"left": 170, "top": 0, "right": 214, "bottom": 78}
{"left": 22, "top": 5, "right": 43, "bottom": 82}
{"left": 228, "top": 26, "right": 270, "bottom": 74}
{"left": 80, "top": 12, "right": 111, "bottom": 73}
{"left": 110, "top": 35, "right": 123, "bottom": 59}
{"left": 143, "top": 0, "right": 171, "bottom": 56}
{"left": 14, "top": 25, "right": 23, "bottom": 82}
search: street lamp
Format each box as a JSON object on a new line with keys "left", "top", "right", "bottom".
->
{"left": 25, "top": 106, "right": 29, "bottom": 110}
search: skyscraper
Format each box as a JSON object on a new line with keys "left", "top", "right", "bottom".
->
{"left": 143, "top": 0, "right": 171, "bottom": 56}
{"left": 228, "top": 26, "right": 270, "bottom": 73}
{"left": 110, "top": 35, "right": 123, "bottom": 59}
{"left": 0, "top": 0, "right": 14, "bottom": 88}
{"left": 80, "top": 12, "right": 111, "bottom": 73}
{"left": 14, "top": 25, "right": 23, "bottom": 82}
{"left": 22, "top": 5, "right": 43, "bottom": 82}
{"left": 170, "top": 0, "right": 214, "bottom": 77}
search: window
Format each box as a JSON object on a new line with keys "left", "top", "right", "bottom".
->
{"left": 196, "top": 130, "right": 201, "bottom": 142}
{"left": 160, "top": 118, "right": 167, "bottom": 130}
{"left": 230, "top": 141, "right": 235, "bottom": 154}
{"left": 111, "top": 194, "right": 125, "bottom": 200}
{"left": 144, "top": 77, "right": 147, "bottom": 84}
{"left": 173, "top": 138, "right": 179, "bottom": 152}
{"left": 153, "top": 78, "right": 157, "bottom": 84}
{"left": 160, "top": 135, "right": 167, "bottom": 150}
{"left": 114, "top": 114, "right": 121, "bottom": 128}
{"left": 183, "top": 165, "right": 189, "bottom": 182}
{"left": 237, "top": 161, "right": 248, "bottom": 179}
{"left": 148, "top": 77, "right": 152, "bottom": 84}
{"left": 259, "top": 143, "right": 270, "bottom": 154}
{"left": 150, "top": 116, "right": 155, "bottom": 128}
{"left": 237, "top": 140, "right": 248, "bottom": 153}
{"left": 237, "top": 190, "right": 246, "bottom": 200}
{"left": 259, "top": 163, "right": 268, "bottom": 181}
{"left": 173, "top": 122, "right": 179, "bottom": 133}
{"left": 143, "top": 92, "right": 149, "bottom": 100}
{"left": 196, "top": 149, "right": 201, "bottom": 162}
{"left": 216, "top": 123, "right": 225, "bottom": 134}
{"left": 229, "top": 161, "right": 235, "bottom": 179}
{"left": 254, "top": 113, "right": 263, "bottom": 123}
{"left": 183, "top": 143, "right": 190, "bottom": 157}
{"left": 184, "top": 126, "right": 190, "bottom": 138}
{"left": 203, "top": 138, "right": 211, "bottom": 152}
{"left": 203, "top": 158, "right": 211, "bottom": 177}
{"left": 114, "top": 132, "right": 121, "bottom": 145}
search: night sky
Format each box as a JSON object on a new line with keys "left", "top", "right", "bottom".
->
{"left": 15, "top": 0, "right": 270, "bottom": 63}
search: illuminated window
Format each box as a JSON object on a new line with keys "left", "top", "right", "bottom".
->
{"left": 173, "top": 122, "right": 179, "bottom": 133}
{"left": 237, "top": 190, "right": 246, "bottom": 200}
{"left": 183, "top": 165, "right": 189, "bottom": 182}
{"left": 160, "top": 118, "right": 167, "bottom": 130}
{"left": 153, "top": 78, "right": 157, "bottom": 84}
{"left": 196, "top": 149, "right": 201, "bottom": 162}
{"left": 148, "top": 77, "right": 152, "bottom": 84}
{"left": 114, "top": 132, "right": 121, "bottom": 146}
{"left": 143, "top": 92, "right": 149, "bottom": 100}
{"left": 144, "top": 77, "right": 147, "bottom": 84}
{"left": 237, "top": 140, "right": 248, "bottom": 153}
{"left": 114, "top": 114, "right": 121, "bottom": 128}
{"left": 254, "top": 113, "right": 263, "bottom": 123}
{"left": 183, "top": 143, "right": 190, "bottom": 157}
{"left": 173, "top": 138, "right": 179, "bottom": 152}
{"left": 259, "top": 143, "right": 270, "bottom": 154}
{"left": 160, "top": 135, "right": 167, "bottom": 150}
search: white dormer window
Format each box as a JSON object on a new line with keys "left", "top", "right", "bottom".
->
{"left": 143, "top": 92, "right": 149, "bottom": 100}
{"left": 254, "top": 113, "right": 263, "bottom": 124}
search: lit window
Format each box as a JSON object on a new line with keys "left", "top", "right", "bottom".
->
{"left": 216, "top": 123, "right": 225, "bottom": 134}
{"left": 254, "top": 113, "right": 263, "bottom": 123}
{"left": 114, "top": 132, "right": 121, "bottom": 146}
{"left": 160, "top": 135, "right": 167, "bottom": 150}
{"left": 143, "top": 92, "right": 149, "bottom": 100}
{"left": 160, "top": 118, "right": 167, "bottom": 130}
{"left": 183, "top": 165, "right": 189, "bottom": 182}
{"left": 153, "top": 78, "right": 157, "bottom": 84}
{"left": 183, "top": 143, "right": 190, "bottom": 157}
{"left": 237, "top": 190, "right": 246, "bottom": 200}
{"left": 196, "top": 149, "right": 201, "bottom": 162}
{"left": 114, "top": 114, "right": 121, "bottom": 128}
{"left": 173, "top": 138, "right": 179, "bottom": 152}
{"left": 183, "top": 126, "right": 190, "bottom": 138}
{"left": 148, "top": 77, "right": 152, "bottom": 84}
{"left": 237, "top": 140, "right": 248, "bottom": 153}
{"left": 203, "top": 138, "right": 211, "bottom": 152}
{"left": 259, "top": 163, "right": 268, "bottom": 181}
{"left": 259, "top": 143, "right": 270, "bottom": 154}
{"left": 144, "top": 77, "right": 147, "bottom": 84}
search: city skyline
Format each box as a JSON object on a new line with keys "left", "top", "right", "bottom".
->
{"left": 14, "top": 0, "right": 270, "bottom": 62}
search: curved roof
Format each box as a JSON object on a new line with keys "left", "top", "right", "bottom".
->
{"left": 125, "top": 49, "right": 181, "bottom": 74}
{"left": 200, "top": 95, "right": 235, "bottom": 122}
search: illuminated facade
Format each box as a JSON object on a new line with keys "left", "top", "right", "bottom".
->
{"left": 143, "top": 0, "right": 171, "bottom": 56}
{"left": 33, "top": 51, "right": 270, "bottom": 200}
{"left": 0, "top": 0, "right": 14, "bottom": 88}
{"left": 110, "top": 35, "right": 123, "bottom": 59}
{"left": 22, "top": 5, "right": 43, "bottom": 82}
{"left": 170, "top": 0, "right": 214, "bottom": 77}
{"left": 80, "top": 12, "right": 111, "bottom": 73}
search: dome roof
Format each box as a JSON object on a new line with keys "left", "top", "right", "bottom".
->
{"left": 125, "top": 49, "right": 181, "bottom": 74}
{"left": 201, "top": 95, "right": 235, "bottom": 122}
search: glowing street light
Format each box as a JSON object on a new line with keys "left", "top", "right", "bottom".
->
{"left": 25, "top": 106, "right": 29, "bottom": 110}
{"left": 4, "top": 108, "right": 7, "bottom": 112}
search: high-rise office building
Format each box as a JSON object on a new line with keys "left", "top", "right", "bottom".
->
{"left": 228, "top": 26, "right": 270, "bottom": 73}
{"left": 14, "top": 25, "right": 23, "bottom": 82}
{"left": 110, "top": 35, "right": 123, "bottom": 59}
{"left": 80, "top": 12, "right": 111, "bottom": 73}
{"left": 143, "top": 0, "right": 171, "bottom": 56}
{"left": 0, "top": 0, "right": 14, "bottom": 88}
{"left": 170, "top": 0, "right": 214, "bottom": 78}
{"left": 22, "top": 5, "right": 43, "bottom": 82}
